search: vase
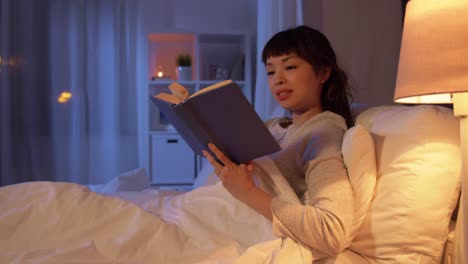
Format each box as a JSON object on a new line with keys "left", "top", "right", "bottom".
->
{"left": 176, "top": 66, "right": 192, "bottom": 81}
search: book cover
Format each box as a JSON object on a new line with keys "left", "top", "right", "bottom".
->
{"left": 150, "top": 80, "right": 281, "bottom": 164}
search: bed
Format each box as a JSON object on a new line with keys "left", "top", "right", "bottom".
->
{"left": 0, "top": 104, "right": 461, "bottom": 263}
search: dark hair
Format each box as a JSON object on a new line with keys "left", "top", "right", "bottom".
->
{"left": 262, "top": 25, "right": 354, "bottom": 128}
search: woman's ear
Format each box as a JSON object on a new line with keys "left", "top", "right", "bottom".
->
{"left": 320, "top": 68, "right": 331, "bottom": 84}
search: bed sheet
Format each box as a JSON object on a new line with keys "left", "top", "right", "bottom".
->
{"left": 0, "top": 157, "right": 362, "bottom": 263}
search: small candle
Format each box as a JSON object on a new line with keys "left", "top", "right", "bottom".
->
{"left": 152, "top": 65, "right": 168, "bottom": 80}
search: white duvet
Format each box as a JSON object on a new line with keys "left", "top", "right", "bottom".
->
{"left": 0, "top": 157, "right": 316, "bottom": 264}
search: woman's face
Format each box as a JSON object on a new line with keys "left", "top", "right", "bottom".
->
{"left": 266, "top": 53, "right": 328, "bottom": 117}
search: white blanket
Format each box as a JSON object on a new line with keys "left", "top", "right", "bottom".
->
{"left": 0, "top": 157, "right": 315, "bottom": 263}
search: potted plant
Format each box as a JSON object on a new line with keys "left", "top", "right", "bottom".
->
{"left": 176, "top": 53, "right": 192, "bottom": 81}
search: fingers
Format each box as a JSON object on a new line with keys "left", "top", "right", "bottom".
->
{"left": 202, "top": 143, "right": 254, "bottom": 181}
{"left": 246, "top": 162, "right": 255, "bottom": 172}
{"left": 207, "top": 143, "right": 234, "bottom": 168}
{"left": 202, "top": 149, "right": 224, "bottom": 175}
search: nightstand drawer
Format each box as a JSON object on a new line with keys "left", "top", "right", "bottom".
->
{"left": 150, "top": 133, "right": 195, "bottom": 185}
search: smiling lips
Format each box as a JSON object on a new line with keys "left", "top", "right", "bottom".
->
{"left": 276, "top": 89, "right": 292, "bottom": 101}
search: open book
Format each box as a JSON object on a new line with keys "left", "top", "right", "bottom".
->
{"left": 150, "top": 80, "right": 281, "bottom": 164}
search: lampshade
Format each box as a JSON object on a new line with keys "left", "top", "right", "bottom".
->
{"left": 394, "top": 0, "right": 468, "bottom": 104}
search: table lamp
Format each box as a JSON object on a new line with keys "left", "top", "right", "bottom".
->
{"left": 394, "top": 0, "right": 468, "bottom": 262}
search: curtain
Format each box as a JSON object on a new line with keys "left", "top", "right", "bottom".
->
{"left": 0, "top": 0, "right": 55, "bottom": 185}
{"left": 254, "top": 0, "right": 303, "bottom": 120}
{"left": 0, "top": 0, "right": 143, "bottom": 186}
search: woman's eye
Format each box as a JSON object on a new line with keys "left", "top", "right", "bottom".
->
{"left": 266, "top": 71, "right": 274, "bottom": 76}
{"left": 285, "top": 65, "right": 296, "bottom": 70}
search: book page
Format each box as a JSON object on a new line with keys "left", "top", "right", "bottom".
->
{"left": 154, "top": 93, "right": 182, "bottom": 104}
{"left": 189, "top": 79, "right": 233, "bottom": 99}
{"left": 168, "top": 82, "right": 189, "bottom": 101}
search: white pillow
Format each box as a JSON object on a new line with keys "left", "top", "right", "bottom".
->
{"left": 341, "top": 124, "right": 377, "bottom": 246}
{"left": 349, "top": 105, "right": 461, "bottom": 263}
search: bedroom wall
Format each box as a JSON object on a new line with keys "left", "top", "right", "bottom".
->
{"left": 140, "top": 0, "right": 257, "bottom": 34}
{"left": 304, "top": 0, "right": 403, "bottom": 107}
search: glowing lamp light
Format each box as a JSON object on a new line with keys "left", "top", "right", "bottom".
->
{"left": 57, "top": 91, "right": 73, "bottom": 104}
{"left": 0, "top": 56, "right": 17, "bottom": 66}
{"left": 61, "top": 91, "right": 72, "bottom": 99}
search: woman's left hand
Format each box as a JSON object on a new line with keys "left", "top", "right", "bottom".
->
{"left": 202, "top": 143, "right": 256, "bottom": 200}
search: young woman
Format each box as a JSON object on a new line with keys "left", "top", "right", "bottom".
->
{"left": 203, "top": 25, "right": 355, "bottom": 256}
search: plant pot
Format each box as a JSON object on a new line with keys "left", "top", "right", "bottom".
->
{"left": 176, "top": 66, "right": 192, "bottom": 81}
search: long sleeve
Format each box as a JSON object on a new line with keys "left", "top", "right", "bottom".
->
{"left": 267, "top": 112, "right": 354, "bottom": 256}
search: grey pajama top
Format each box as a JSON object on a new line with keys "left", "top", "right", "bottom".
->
{"left": 265, "top": 111, "right": 354, "bottom": 257}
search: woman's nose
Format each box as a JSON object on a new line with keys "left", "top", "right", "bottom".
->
{"left": 274, "top": 73, "right": 285, "bottom": 85}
